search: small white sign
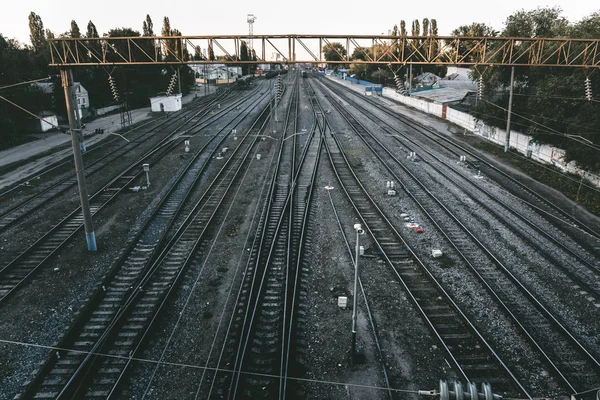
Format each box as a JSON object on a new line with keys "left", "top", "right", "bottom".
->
{"left": 338, "top": 296, "right": 348, "bottom": 309}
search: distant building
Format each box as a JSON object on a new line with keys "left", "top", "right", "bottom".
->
{"left": 32, "top": 81, "right": 91, "bottom": 119}
{"left": 150, "top": 93, "right": 182, "bottom": 112}
{"left": 190, "top": 64, "right": 241, "bottom": 84}
{"left": 73, "top": 83, "right": 90, "bottom": 118}
{"left": 23, "top": 110, "right": 58, "bottom": 133}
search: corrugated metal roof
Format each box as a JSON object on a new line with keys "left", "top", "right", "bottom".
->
{"left": 410, "top": 87, "right": 474, "bottom": 104}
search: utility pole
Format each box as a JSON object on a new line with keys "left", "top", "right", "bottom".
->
{"left": 504, "top": 66, "right": 515, "bottom": 152}
{"left": 177, "top": 67, "right": 182, "bottom": 94}
{"left": 61, "top": 68, "right": 97, "bottom": 251}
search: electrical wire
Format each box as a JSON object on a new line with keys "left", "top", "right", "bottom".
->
{"left": 0, "top": 76, "right": 52, "bottom": 91}
{"left": 0, "top": 94, "right": 61, "bottom": 129}
{"left": 511, "top": 92, "right": 600, "bottom": 103}
{"left": 480, "top": 98, "right": 600, "bottom": 151}
{"left": 0, "top": 337, "right": 420, "bottom": 395}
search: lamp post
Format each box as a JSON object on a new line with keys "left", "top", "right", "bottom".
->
{"left": 351, "top": 223, "right": 364, "bottom": 364}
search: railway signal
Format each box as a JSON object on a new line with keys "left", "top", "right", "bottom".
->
{"left": 143, "top": 163, "right": 150, "bottom": 187}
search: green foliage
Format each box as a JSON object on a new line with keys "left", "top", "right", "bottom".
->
{"left": 470, "top": 7, "right": 600, "bottom": 173}
{"left": 323, "top": 42, "right": 346, "bottom": 62}
{"left": 0, "top": 32, "right": 53, "bottom": 149}
{"left": 142, "top": 15, "right": 154, "bottom": 36}
{"left": 70, "top": 21, "right": 81, "bottom": 39}
{"left": 28, "top": 12, "right": 46, "bottom": 53}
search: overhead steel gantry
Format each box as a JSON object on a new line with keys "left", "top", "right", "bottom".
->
{"left": 48, "top": 34, "right": 600, "bottom": 68}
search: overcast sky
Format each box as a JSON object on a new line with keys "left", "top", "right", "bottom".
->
{"left": 1, "top": 0, "right": 598, "bottom": 46}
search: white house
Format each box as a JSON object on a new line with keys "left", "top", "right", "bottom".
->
{"left": 150, "top": 93, "right": 182, "bottom": 112}
{"left": 32, "top": 81, "right": 90, "bottom": 119}
{"left": 73, "top": 83, "right": 89, "bottom": 115}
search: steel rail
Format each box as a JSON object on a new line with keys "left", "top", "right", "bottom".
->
{"left": 18, "top": 86, "right": 273, "bottom": 399}
{"left": 320, "top": 79, "right": 600, "bottom": 394}
{"left": 319, "top": 115, "right": 529, "bottom": 397}
{"left": 321, "top": 79, "right": 600, "bottom": 295}
{"left": 328, "top": 77, "right": 600, "bottom": 244}
{"left": 0, "top": 88, "right": 259, "bottom": 305}
{"left": 0, "top": 91, "right": 232, "bottom": 233}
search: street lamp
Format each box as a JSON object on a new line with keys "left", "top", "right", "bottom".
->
{"left": 351, "top": 223, "right": 365, "bottom": 364}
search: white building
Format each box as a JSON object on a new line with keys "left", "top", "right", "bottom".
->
{"left": 150, "top": 93, "right": 182, "bottom": 112}
{"left": 190, "top": 64, "right": 241, "bottom": 84}
{"left": 73, "top": 83, "right": 89, "bottom": 113}
{"left": 32, "top": 81, "right": 91, "bottom": 119}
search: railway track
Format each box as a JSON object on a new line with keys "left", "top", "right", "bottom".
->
{"left": 18, "top": 89, "right": 273, "bottom": 399}
{"left": 0, "top": 88, "right": 234, "bottom": 234}
{"left": 318, "top": 78, "right": 600, "bottom": 395}
{"left": 322, "top": 80, "right": 600, "bottom": 306}
{"left": 225, "top": 73, "right": 304, "bottom": 399}
{"left": 321, "top": 77, "right": 600, "bottom": 249}
{"left": 0, "top": 86, "right": 265, "bottom": 304}
{"left": 318, "top": 110, "right": 528, "bottom": 396}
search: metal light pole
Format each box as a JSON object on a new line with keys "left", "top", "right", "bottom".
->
{"left": 61, "top": 68, "right": 97, "bottom": 251}
{"left": 351, "top": 223, "right": 364, "bottom": 364}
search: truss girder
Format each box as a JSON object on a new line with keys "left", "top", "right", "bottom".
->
{"left": 48, "top": 35, "right": 600, "bottom": 68}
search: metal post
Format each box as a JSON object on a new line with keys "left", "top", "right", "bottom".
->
{"left": 504, "top": 66, "right": 515, "bottom": 152}
{"left": 61, "top": 68, "right": 97, "bottom": 251}
{"left": 409, "top": 63, "right": 412, "bottom": 95}
{"left": 351, "top": 223, "right": 362, "bottom": 364}
{"left": 177, "top": 67, "right": 182, "bottom": 94}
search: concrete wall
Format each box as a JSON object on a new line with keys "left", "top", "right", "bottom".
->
{"left": 383, "top": 87, "right": 600, "bottom": 188}
{"left": 96, "top": 105, "right": 120, "bottom": 116}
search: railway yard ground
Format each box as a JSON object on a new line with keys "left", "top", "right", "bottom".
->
{"left": 0, "top": 71, "right": 599, "bottom": 400}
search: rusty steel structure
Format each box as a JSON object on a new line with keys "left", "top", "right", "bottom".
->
{"left": 48, "top": 34, "right": 600, "bottom": 68}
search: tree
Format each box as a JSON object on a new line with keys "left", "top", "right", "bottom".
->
{"left": 28, "top": 12, "right": 46, "bottom": 53}
{"left": 142, "top": 14, "right": 154, "bottom": 36}
{"left": 422, "top": 18, "right": 430, "bottom": 36}
{"left": 431, "top": 19, "right": 438, "bottom": 36}
{"left": 161, "top": 17, "right": 179, "bottom": 61}
{"left": 503, "top": 7, "right": 569, "bottom": 38}
{"left": 240, "top": 40, "right": 250, "bottom": 75}
{"left": 449, "top": 23, "right": 497, "bottom": 63}
{"left": 323, "top": 42, "right": 347, "bottom": 68}
{"left": 400, "top": 20, "right": 407, "bottom": 36}
{"left": 70, "top": 20, "right": 81, "bottom": 38}
{"left": 411, "top": 20, "right": 420, "bottom": 36}
{"left": 86, "top": 21, "right": 99, "bottom": 38}
{"left": 471, "top": 8, "right": 600, "bottom": 172}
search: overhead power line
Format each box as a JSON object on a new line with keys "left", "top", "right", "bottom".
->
{"left": 0, "top": 76, "right": 51, "bottom": 91}
{"left": 481, "top": 98, "right": 600, "bottom": 152}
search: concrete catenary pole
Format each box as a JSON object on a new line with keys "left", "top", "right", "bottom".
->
{"left": 61, "top": 68, "right": 97, "bottom": 251}
{"left": 504, "top": 66, "right": 515, "bottom": 152}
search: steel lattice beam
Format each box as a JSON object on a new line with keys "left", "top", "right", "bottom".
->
{"left": 48, "top": 35, "right": 600, "bottom": 68}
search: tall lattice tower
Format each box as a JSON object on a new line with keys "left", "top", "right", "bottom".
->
{"left": 247, "top": 14, "right": 257, "bottom": 54}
